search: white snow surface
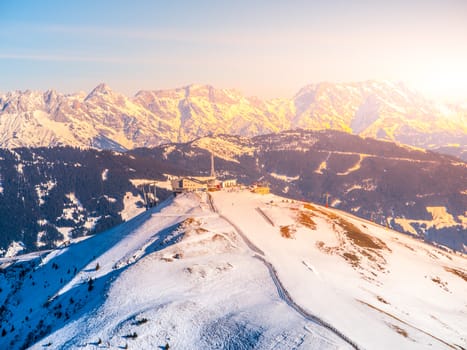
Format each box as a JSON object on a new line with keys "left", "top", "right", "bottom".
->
{"left": 395, "top": 206, "right": 467, "bottom": 235}
{"left": 35, "top": 180, "right": 57, "bottom": 206}
{"left": 101, "top": 169, "right": 109, "bottom": 181}
{"left": 270, "top": 172, "right": 300, "bottom": 182}
{"left": 0, "top": 190, "right": 465, "bottom": 350}
{"left": 4, "top": 241, "right": 26, "bottom": 258}
{"left": 120, "top": 191, "right": 145, "bottom": 221}
{"left": 212, "top": 191, "right": 467, "bottom": 350}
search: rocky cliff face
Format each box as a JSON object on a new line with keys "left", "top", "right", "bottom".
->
{"left": 1, "top": 81, "right": 466, "bottom": 159}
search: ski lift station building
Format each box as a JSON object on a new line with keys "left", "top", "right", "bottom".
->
{"left": 171, "top": 177, "right": 208, "bottom": 193}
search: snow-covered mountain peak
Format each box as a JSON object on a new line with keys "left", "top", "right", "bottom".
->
{"left": 43, "top": 89, "right": 58, "bottom": 100}
{"left": 0, "top": 81, "right": 466, "bottom": 159}
{"left": 181, "top": 84, "right": 247, "bottom": 105}
{"left": 84, "top": 83, "right": 115, "bottom": 100}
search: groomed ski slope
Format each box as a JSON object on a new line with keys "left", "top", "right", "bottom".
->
{"left": 0, "top": 190, "right": 465, "bottom": 349}
{"left": 211, "top": 190, "right": 467, "bottom": 349}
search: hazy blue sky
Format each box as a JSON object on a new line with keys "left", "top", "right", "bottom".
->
{"left": 1, "top": 0, "right": 467, "bottom": 100}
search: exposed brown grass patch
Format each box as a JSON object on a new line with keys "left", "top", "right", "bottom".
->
{"left": 437, "top": 250, "right": 453, "bottom": 261}
{"left": 426, "top": 250, "right": 439, "bottom": 260}
{"left": 318, "top": 210, "right": 339, "bottom": 220}
{"left": 343, "top": 252, "right": 360, "bottom": 267}
{"left": 183, "top": 217, "right": 196, "bottom": 226}
{"left": 389, "top": 324, "right": 409, "bottom": 338}
{"left": 195, "top": 227, "right": 208, "bottom": 234}
{"left": 182, "top": 217, "right": 201, "bottom": 230}
{"left": 297, "top": 211, "right": 317, "bottom": 230}
{"left": 444, "top": 266, "right": 467, "bottom": 282}
{"left": 211, "top": 233, "right": 226, "bottom": 241}
{"left": 431, "top": 276, "right": 450, "bottom": 291}
{"left": 303, "top": 203, "right": 317, "bottom": 211}
{"left": 311, "top": 207, "right": 389, "bottom": 252}
{"left": 360, "top": 249, "right": 373, "bottom": 260}
{"left": 337, "top": 219, "right": 389, "bottom": 273}
{"left": 337, "top": 217, "right": 388, "bottom": 250}
{"left": 181, "top": 217, "right": 210, "bottom": 236}
{"left": 401, "top": 243, "right": 415, "bottom": 251}
{"left": 309, "top": 208, "right": 389, "bottom": 276}
{"left": 377, "top": 296, "right": 389, "bottom": 304}
{"left": 315, "top": 241, "right": 338, "bottom": 255}
{"left": 280, "top": 225, "right": 295, "bottom": 239}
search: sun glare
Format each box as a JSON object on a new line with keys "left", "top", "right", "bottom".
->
{"left": 412, "top": 70, "right": 467, "bottom": 102}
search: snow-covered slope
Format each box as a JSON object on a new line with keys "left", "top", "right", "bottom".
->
{"left": 1, "top": 82, "right": 466, "bottom": 159}
{"left": 1, "top": 190, "right": 465, "bottom": 349}
{"left": 212, "top": 190, "right": 467, "bottom": 349}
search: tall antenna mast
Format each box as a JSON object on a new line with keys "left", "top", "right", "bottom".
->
{"left": 210, "top": 152, "right": 216, "bottom": 178}
{"left": 153, "top": 182, "right": 157, "bottom": 206}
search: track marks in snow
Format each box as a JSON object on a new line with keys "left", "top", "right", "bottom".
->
{"left": 255, "top": 255, "right": 360, "bottom": 349}
{"left": 357, "top": 300, "right": 458, "bottom": 349}
{"left": 302, "top": 260, "right": 320, "bottom": 278}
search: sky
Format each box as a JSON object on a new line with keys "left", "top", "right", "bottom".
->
{"left": 1, "top": 0, "right": 467, "bottom": 101}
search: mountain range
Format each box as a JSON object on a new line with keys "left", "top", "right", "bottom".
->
{"left": 1, "top": 81, "right": 466, "bottom": 159}
{"left": 1, "top": 82, "right": 466, "bottom": 350}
